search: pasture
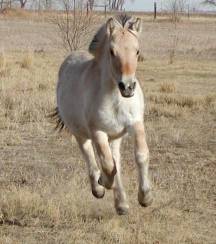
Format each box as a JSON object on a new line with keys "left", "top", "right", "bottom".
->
{"left": 0, "top": 10, "right": 215, "bottom": 243}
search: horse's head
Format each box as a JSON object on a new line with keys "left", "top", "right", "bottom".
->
{"left": 89, "top": 15, "right": 142, "bottom": 98}
{"left": 106, "top": 16, "right": 142, "bottom": 98}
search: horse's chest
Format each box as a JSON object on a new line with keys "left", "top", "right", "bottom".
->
{"left": 97, "top": 102, "right": 136, "bottom": 137}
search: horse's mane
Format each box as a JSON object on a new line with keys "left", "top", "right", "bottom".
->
{"left": 88, "top": 14, "right": 132, "bottom": 56}
{"left": 115, "top": 14, "right": 133, "bottom": 27}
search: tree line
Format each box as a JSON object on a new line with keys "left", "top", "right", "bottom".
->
{"left": 1, "top": 1, "right": 215, "bottom": 12}
{"left": 0, "top": 0, "right": 133, "bottom": 10}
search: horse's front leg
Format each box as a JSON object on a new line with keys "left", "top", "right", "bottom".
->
{"left": 76, "top": 136, "right": 105, "bottom": 198}
{"left": 132, "top": 122, "right": 153, "bottom": 207}
{"left": 92, "top": 131, "right": 116, "bottom": 189}
{"left": 110, "top": 138, "right": 129, "bottom": 215}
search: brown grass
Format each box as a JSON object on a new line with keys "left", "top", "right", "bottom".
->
{"left": 149, "top": 94, "right": 209, "bottom": 108}
{"left": 0, "top": 51, "right": 11, "bottom": 78}
{"left": 0, "top": 50, "right": 6, "bottom": 70}
{"left": 159, "top": 82, "right": 176, "bottom": 93}
{"left": 0, "top": 8, "right": 32, "bottom": 18}
{"left": 20, "top": 51, "right": 34, "bottom": 69}
{"left": 0, "top": 12, "right": 215, "bottom": 244}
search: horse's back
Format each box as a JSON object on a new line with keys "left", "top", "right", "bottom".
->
{"left": 58, "top": 51, "right": 93, "bottom": 81}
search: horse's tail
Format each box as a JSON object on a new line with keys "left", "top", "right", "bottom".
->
{"left": 48, "top": 107, "right": 65, "bottom": 132}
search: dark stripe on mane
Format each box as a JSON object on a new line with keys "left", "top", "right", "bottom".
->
{"left": 88, "top": 24, "right": 106, "bottom": 55}
{"left": 115, "top": 14, "right": 132, "bottom": 27}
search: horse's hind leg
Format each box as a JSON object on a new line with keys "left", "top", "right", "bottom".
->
{"left": 76, "top": 136, "right": 105, "bottom": 198}
{"left": 110, "top": 138, "right": 129, "bottom": 215}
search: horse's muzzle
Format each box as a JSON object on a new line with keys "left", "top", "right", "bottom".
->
{"left": 118, "top": 81, "right": 136, "bottom": 98}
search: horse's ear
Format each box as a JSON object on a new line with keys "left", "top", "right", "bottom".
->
{"left": 129, "top": 18, "right": 142, "bottom": 35}
{"left": 106, "top": 18, "right": 121, "bottom": 36}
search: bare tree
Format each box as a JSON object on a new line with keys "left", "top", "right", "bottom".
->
{"left": 19, "top": 0, "right": 28, "bottom": 8}
{"left": 54, "top": 0, "right": 96, "bottom": 51}
{"left": 112, "top": 0, "right": 125, "bottom": 10}
{"left": 165, "top": 0, "right": 188, "bottom": 22}
{"left": 44, "top": 0, "right": 52, "bottom": 9}
{"left": 202, "top": 0, "right": 216, "bottom": 6}
{"left": 105, "top": 0, "right": 125, "bottom": 10}
{"left": 108, "top": 0, "right": 137, "bottom": 11}
{"left": 165, "top": 0, "right": 184, "bottom": 63}
{"left": 88, "top": 0, "right": 94, "bottom": 10}
{"left": 30, "top": 0, "right": 52, "bottom": 10}
{"left": 0, "top": 0, "right": 12, "bottom": 8}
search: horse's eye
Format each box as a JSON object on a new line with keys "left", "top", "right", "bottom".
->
{"left": 136, "top": 50, "right": 140, "bottom": 56}
{"left": 110, "top": 49, "right": 115, "bottom": 57}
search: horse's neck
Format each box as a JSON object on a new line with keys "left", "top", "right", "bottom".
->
{"left": 97, "top": 56, "right": 118, "bottom": 95}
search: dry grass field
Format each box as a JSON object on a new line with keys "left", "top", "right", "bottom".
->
{"left": 0, "top": 10, "right": 215, "bottom": 244}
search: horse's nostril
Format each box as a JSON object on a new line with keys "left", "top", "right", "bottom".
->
{"left": 129, "top": 82, "right": 136, "bottom": 90}
{"left": 118, "top": 82, "right": 125, "bottom": 91}
{"left": 133, "top": 82, "right": 136, "bottom": 89}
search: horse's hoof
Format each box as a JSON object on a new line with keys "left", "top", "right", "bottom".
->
{"left": 115, "top": 203, "right": 129, "bottom": 215}
{"left": 92, "top": 185, "right": 105, "bottom": 199}
{"left": 138, "top": 190, "right": 153, "bottom": 207}
{"left": 98, "top": 175, "right": 114, "bottom": 190}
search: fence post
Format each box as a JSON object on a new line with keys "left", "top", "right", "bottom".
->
{"left": 73, "top": 0, "right": 76, "bottom": 26}
{"left": 105, "top": 4, "right": 107, "bottom": 18}
{"left": 87, "top": 1, "right": 89, "bottom": 16}
{"left": 154, "top": 2, "right": 157, "bottom": 20}
{"left": 187, "top": 4, "right": 190, "bottom": 19}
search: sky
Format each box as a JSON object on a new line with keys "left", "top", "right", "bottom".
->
{"left": 124, "top": 0, "right": 215, "bottom": 12}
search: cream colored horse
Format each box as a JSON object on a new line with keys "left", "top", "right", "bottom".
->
{"left": 53, "top": 14, "right": 153, "bottom": 215}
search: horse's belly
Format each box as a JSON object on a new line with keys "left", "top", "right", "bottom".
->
{"left": 107, "top": 126, "right": 127, "bottom": 140}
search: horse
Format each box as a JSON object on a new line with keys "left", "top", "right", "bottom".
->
{"left": 52, "top": 14, "right": 153, "bottom": 215}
